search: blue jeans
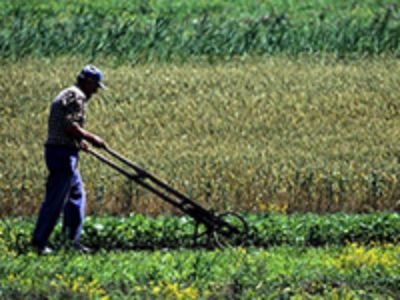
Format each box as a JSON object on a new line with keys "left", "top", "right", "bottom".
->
{"left": 32, "top": 145, "right": 86, "bottom": 247}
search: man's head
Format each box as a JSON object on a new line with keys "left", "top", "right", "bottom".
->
{"left": 76, "top": 65, "right": 106, "bottom": 99}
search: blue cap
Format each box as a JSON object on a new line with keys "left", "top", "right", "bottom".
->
{"left": 78, "top": 65, "right": 106, "bottom": 89}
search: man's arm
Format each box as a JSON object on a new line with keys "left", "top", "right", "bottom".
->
{"left": 66, "top": 123, "right": 106, "bottom": 148}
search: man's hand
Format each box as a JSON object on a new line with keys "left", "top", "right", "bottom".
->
{"left": 88, "top": 134, "right": 106, "bottom": 148}
{"left": 80, "top": 140, "right": 90, "bottom": 152}
{"left": 66, "top": 123, "right": 106, "bottom": 149}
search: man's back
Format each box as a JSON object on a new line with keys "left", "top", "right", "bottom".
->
{"left": 46, "top": 85, "right": 87, "bottom": 149}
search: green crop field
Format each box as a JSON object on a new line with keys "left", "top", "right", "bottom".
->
{"left": 2, "top": 245, "right": 400, "bottom": 299}
{"left": 1, "top": 214, "right": 400, "bottom": 299}
{"left": 0, "top": 0, "right": 399, "bottom": 61}
{"left": 1, "top": 0, "right": 400, "bottom": 299}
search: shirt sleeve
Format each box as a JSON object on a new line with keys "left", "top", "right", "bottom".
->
{"left": 61, "top": 90, "right": 85, "bottom": 128}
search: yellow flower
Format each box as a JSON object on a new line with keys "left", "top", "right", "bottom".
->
{"left": 7, "top": 273, "right": 15, "bottom": 282}
{"left": 134, "top": 285, "right": 143, "bottom": 292}
{"left": 237, "top": 246, "right": 246, "bottom": 255}
{"left": 50, "top": 280, "right": 58, "bottom": 288}
{"left": 152, "top": 286, "right": 161, "bottom": 295}
{"left": 56, "top": 274, "right": 63, "bottom": 280}
{"left": 72, "top": 281, "right": 80, "bottom": 292}
{"left": 332, "top": 243, "right": 398, "bottom": 272}
{"left": 181, "top": 286, "right": 199, "bottom": 300}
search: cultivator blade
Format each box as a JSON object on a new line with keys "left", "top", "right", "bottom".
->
{"left": 192, "top": 211, "right": 249, "bottom": 249}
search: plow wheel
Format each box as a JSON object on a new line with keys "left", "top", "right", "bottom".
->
{"left": 212, "top": 211, "right": 249, "bottom": 249}
{"left": 192, "top": 211, "right": 249, "bottom": 249}
{"left": 192, "top": 221, "right": 213, "bottom": 249}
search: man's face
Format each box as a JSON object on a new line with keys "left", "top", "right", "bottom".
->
{"left": 85, "top": 80, "right": 100, "bottom": 99}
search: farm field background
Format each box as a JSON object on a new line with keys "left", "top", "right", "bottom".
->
{"left": 1, "top": 214, "right": 400, "bottom": 299}
{"left": 1, "top": 244, "right": 400, "bottom": 299}
{"left": 1, "top": 0, "right": 400, "bottom": 299}
{"left": 1, "top": 56, "right": 400, "bottom": 216}
{"left": 0, "top": 0, "right": 399, "bottom": 61}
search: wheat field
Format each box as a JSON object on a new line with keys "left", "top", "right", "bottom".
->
{"left": 1, "top": 56, "right": 399, "bottom": 216}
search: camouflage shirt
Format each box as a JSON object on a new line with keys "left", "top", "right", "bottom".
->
{"left": 45, "top": 85, "right": 87, "bottom": 149}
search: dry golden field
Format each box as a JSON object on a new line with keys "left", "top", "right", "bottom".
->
{"left": 1, "top": 56, "right": 400, "bottom": 216}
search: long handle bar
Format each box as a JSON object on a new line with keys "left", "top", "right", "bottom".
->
{"left": 87, "top": 146, "right": 241, "bottom": 234}
{"left": 104, "top": 147, "right": 196, "bottom": 204}
{"left": 103, "top": 146, "right": 210, "bottom": 212}
{"left": 87, "top": 147, "right": 215, "bottom": 221}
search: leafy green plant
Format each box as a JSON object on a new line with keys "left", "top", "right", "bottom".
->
{"left": 1, "top": 237, "right": 399, "bottom": 299}
{"left": 1, "top": 213, "right": 399, "bottom": 252}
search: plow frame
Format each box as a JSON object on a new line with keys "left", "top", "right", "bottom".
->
{"left": 88, "top": 146, "right": 249, "bottom": 248}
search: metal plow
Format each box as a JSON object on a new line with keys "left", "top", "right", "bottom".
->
{"left": 88, "top": 146, "right": 249, "bottom": 249}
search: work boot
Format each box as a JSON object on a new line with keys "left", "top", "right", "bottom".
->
{"left": 72, "top": 243, "right": 93, "bottom": 254}
{"left": 38, "top": 246, "right": 54, "bottom": 256}
{"left": 31, "top": 241, "right": 53, "bottom": 256}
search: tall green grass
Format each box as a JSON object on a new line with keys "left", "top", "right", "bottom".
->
{"left": 1, "top": 56, "right": 399, "bottom": 216}
{"left": 0, "top": 1, "right": 399, "bottom": 62}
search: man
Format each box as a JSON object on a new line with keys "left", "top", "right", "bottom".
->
{"left": 31, "top": 65, "right": 106, "bottom": 255}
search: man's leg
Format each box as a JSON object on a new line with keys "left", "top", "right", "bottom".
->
{"left": 62, "top": 169, "right": 86, "bottom": 245}
{"left": 32, "top": 146, "right": 78, "bottom": 250}
{"left": 32, "top": 170, "right": 73, "bottom": 248}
